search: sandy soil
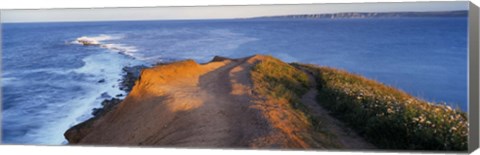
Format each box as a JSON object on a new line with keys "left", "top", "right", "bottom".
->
{"left": 72, "top": 56, "right": 272, "bottom": 147}
{"left": 67, "top": 55, "right": 374, "bottom": 149}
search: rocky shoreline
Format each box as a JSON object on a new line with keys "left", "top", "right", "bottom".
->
{"left": 62, "top": 55, "right": 467, "bottom": 150}
{"left": 61, "top": 55, "right": 369, "bottom": 147}
{"left": 64, "top": 65, "right": 147, "bottom": 143}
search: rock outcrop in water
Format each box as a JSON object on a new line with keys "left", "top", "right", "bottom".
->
{"left": 76, "top": 37, "right": 100, "bottom": 46}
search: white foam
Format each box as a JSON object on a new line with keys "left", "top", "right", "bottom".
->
{"left": 47, "top": 53, "right": 143, "bottom": 144}
{"left": 72, "top": 34, "right": 139, "bottom": 58}
{"left": 6, "top": 29, "right": 260, "bottom": 144}
{"left": 3, "top": 52, "right": 145, "bottom": 144}
{"left": 1, "top": 77, "right": 17, "bottom": 86}
{"left": 100, "top": 43, "right": 138, "bottom": 56}
{"left": 72, "top": 34, "right": 123, "bottom": 45}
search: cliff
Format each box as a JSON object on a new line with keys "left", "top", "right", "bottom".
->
{"left": 64, "top": 55, "right": 467, "bottom": 150}
{"left": 253, "top": 10, "right": 468, "bottom": 19}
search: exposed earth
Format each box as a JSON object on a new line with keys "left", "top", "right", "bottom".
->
{"left": 64, "top": 55, "right": 374, "bottom": 149}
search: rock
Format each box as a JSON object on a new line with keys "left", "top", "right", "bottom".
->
{"left": 100, "top": 92, "right": 111, "bottom": 98}
{"left": 65, "top": 98, "right": 124, "bottom": 144}
{"left": 122, "top": 65, "right": 148, "bottom": 78}
{"left": 76, "top": 37, "right": 100, "bottom": 46}
{"left": 116, "top": 94, "right": 124, "bottom": 97}
{"left": 98, "top": 79, "right": 106, "bottom": 83}
{"left": 93, "top": 98, "right": 123, "bottom": 117}
{"left": 91, "top": 108, "right": 104, "bottom": 117}
{"left": 64, "top": 117, "right": 97, "bottom": 144}
{"left": 120, "top": 65, "right": 148, "bottom": 92}
{"left": 210, "top": 56, "right": 230, "bottom": 62}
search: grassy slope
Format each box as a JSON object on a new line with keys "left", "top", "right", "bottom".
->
{"left": 251, "top": 56, "right": 309, "bottom": 105}
{"left": 250, "top": 56, "right": 341, "bottom": 148}
{"left": 298, "top": 64, "right": 468, "bottom": 150}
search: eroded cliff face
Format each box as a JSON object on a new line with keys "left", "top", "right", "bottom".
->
{"left": 64, "top": 55, "right": 373, "bottom": 149}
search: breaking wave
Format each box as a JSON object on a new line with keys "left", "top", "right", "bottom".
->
{"left": 72, "top": 34, "right": 138, "bottom": 57}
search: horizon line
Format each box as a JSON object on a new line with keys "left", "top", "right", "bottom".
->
{"left": 1, "top": 9, "right": 469, "bottom": 24}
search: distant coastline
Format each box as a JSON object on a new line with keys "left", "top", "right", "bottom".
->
{"left": 2, "top": 13, "right": 467, "bottom": 146}
{"left": 2, "top": 10, "right": 469, "bottom": 24}
{"left": 250, "top": 10, "right": 468, "bottom": 19}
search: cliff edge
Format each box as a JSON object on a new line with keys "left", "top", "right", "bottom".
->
{"left": 64, "top": 55, "right": 467, "bottom": 150}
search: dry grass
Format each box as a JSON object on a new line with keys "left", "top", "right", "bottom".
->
{"left": 250, "top": 56, "right": 342, "bottom": 148}
{"left": 298, "top": 64, "right": 468, "bottom": 151}
{"left": 251, "top": 56, "right": 309, "bottom": 104}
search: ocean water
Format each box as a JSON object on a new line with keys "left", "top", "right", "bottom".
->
{"left": 1, "top": 17, "right": 468, "bottom": 144}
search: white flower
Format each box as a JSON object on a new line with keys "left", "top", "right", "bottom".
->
{"left": 446, "top": 105, "right": 452, "bottom": 111}
{"left": 387, "top": 108, "right": 394, "bottom": 114}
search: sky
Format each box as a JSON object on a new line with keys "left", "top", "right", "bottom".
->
{"left": 0, "top": 1, "right": 469, "bottom": 23}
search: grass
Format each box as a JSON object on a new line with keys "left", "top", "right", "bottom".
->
{"left": 250, "top": 55, "right": 342, "bottom": 148}
{"left": 251, "top": 56, "right": 310, "bottom": 104}
{"left": 298, "top": 64, "right": 468, "bottom": 151}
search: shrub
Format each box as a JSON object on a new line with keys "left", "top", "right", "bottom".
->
{"left": 299, "top": 64, "right": 468, "bottom": 151}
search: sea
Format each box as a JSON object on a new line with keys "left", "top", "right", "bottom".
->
{"left": 1, "top": 17, "right": 468, "bottom": 145}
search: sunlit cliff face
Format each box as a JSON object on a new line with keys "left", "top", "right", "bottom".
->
{"left": 124, "top": 59, "right": 231, "bottom": 112}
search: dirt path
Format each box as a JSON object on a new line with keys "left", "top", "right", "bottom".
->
{"left": 74, "top": 57, "right": 273, "bottom": 147}
{"left": 68, "top": 55, "right": 375, "bottom": 149}
{"left": 299, "top": 69, "right": 375, "bottom": 150}
{"left": 150, "top": 58, "right": 273, "bottom": 147}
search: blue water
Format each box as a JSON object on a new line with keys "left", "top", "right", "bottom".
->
{"left": 1, "top": 17, "right": 468, "bottom": 145}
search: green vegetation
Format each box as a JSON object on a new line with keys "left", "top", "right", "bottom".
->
{"left": 299, "top": 64, "right": 468, "bottom": 151}
{"left": 250, "top": 56, "right": 342, "bottom": 148}
{"left": 251, "top": 56, "right": 310, "bottom": 104}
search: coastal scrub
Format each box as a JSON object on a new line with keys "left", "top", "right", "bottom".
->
{"left": 298, "top": 64, "right": 468, "bottom": 150}
{"left": 250, "top": 55, "right": 339, "bottom": 148}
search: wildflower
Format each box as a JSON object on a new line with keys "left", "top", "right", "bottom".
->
{"left": 387, "top": 108, "right": 394, "bottom": 114}
{"left": 446, "top": 105, "right": 452, "bottom": 111}
{"left": 455, "top": 114, "right": 462, "bottom": 119}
